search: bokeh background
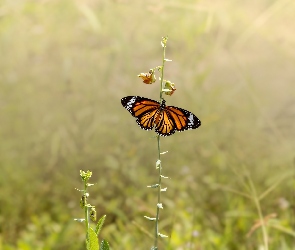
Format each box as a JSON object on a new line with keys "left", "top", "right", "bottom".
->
{"left": 0, "top": 0, "right": 294, "bottom": 249}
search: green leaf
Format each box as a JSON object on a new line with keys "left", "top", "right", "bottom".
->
{"left": 95, "top": 215, "right": 106, "bottom": 235}
{"left": 100, "top": 240, "right": 110, "bottom": 250}
{"left": 87, "top": 227, "right": 99, "bottom": 250}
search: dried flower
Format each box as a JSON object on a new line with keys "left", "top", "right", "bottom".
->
{"left": 138, "top": 69, "right": 156, "bottom": 84}
{"left": 163, "top": 80, "right": 176, "bottom": 96}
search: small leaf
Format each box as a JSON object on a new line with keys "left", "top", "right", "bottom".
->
{"left": 156, "top": 160, "right": 161, "bottom": 169}
{"left": 100, "top": 240, "right": 110, "bottom": 250}
{"left": 158, "top": 232, "right": 168, "bottom": 238}
{"left": 160, "top": 151, "right": 168, "bottom": 155}
{"left": 87, "top": 227, "right": 99, "bottom": 250}
{"left": 74, "top": 218, "right": 85, "bottom": 222}
{"left": 144, "top": 216, "right": 156, "bottom": 221}
{"left": 157, "top": 203, "right": 163, "bottom": 209}
{"left": 87, "top": 183, "right": 95, "bottom": 186}
{"left": 147, "top": 184, "right": 159, "bottom": 188}
{"left": 161, "top": 187, "right": 167, "bottom": 192}
{"left": 164, "top": 58, "right": 172, "bottom": 62}
{"left": 95, "top": 215, "right": 106, "bottom": 235}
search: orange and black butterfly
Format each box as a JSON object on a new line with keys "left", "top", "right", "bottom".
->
{"left": 121, "top": 96, "right": 201, "bottom": 136}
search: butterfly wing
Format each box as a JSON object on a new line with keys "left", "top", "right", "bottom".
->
{"left": 121, "top": 96, "right": 201, "bottom": 136}
{"left": 154, "top": 110, "right": 177, "bottom": 136}
{"left": 121, "top": 96, "right": 161, "bottom": 131}
{"left": 164, "top": 105, "right": 201, "bottom": 132}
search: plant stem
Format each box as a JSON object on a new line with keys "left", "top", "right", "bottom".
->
{"left": 159, "top": 39, "right": 166, "bottom": 101}
{"left": 248, "top": 177, "right": 269, "bottom": 250}
{"left": 154, "top": 136, "right": 162, "bottom": 248}
{"left": 84, "top": 181, "right": 89, "bottom": 242}
{"left": 154, "top": 38, "right": 167, "bottom": 250}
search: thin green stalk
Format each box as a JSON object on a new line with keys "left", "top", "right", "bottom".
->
{"left": 154, "top": 38, "right": 167, "bottom": 249}
{"left": 154, "top": 135, "right": 162, "bottom": 248}
{"left": 159, "top": 39, "right": 166, "bottom": 101}
{"left": 84, "top": 181, "right": 89, "bottom": 241}
{"left": 248, "top": 176, "right": 269, "bottom": 250}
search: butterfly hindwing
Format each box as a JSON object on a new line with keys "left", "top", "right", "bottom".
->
{"left": 154, "top": 110, "right": 176, "bottom": 136}
{"left": 136, "top": 108, "right": 160, "bottom": 131}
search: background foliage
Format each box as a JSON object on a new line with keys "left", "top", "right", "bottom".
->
{"left": 0, "top": 0, "right": 294, "bottom": 249}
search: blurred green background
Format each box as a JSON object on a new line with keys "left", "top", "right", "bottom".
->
{"left": 0, "top": 0, "right": 294, "bottom": 249}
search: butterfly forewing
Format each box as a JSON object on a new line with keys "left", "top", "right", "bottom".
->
{"left": 121, "top": 96, "right": 138, "bottom": 115}
{"left": 121, "top": 96, "right": 160, "bottom": 117}
{"left": 134, "top": 100, "right": 160, "bottom": 117}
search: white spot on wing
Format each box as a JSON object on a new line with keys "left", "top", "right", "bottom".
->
{"left": 126, "top": 96, "right": 136, "bottom": 111}
{"left": 188, "top": 113, "right": 194, "bottom": 128}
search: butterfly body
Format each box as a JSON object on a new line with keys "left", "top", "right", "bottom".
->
{"left": 121, "top": 96, "right": 201, "bottom": 136}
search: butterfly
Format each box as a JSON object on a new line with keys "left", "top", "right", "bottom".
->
{"left": 121, "top": 96, "right": 201, "bottom": 136}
